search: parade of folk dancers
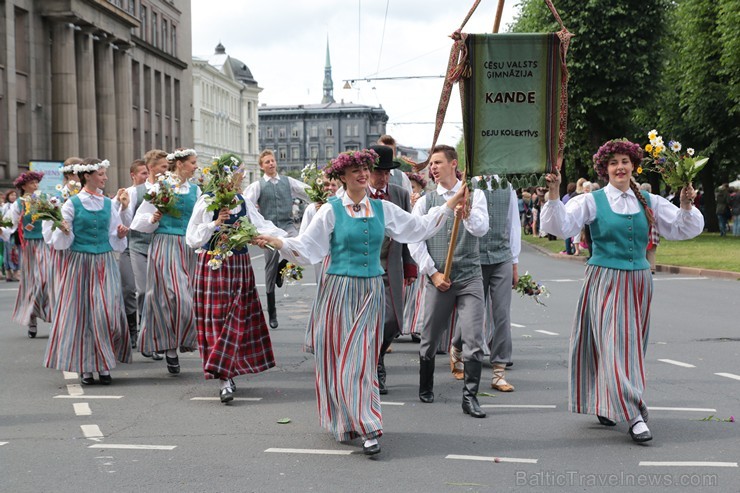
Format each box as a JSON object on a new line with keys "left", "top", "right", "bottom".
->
{"left": 0, "top": 135, "right": 705, "bottom": 456}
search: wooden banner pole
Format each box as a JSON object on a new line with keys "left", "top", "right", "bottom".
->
{"left": 492, "top": 0, "right": 506, "bottom": 34}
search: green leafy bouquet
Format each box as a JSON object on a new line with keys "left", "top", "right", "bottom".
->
{"left": 641, "top": 129, "right": 708, "bottom": 189}
{"left": 195, "top": 216, "right": 271, "bottom": 270}
{"left": 200, "top": 153, "right": 245, "bottom": 213}
{"left": 300, "top": 161, "right": 328, "bottom": 204}
{"left": 279, "top": 262, "right": 304, "bottom": 283}
{"left": 24, "top": 193, "right": 64, "bottom": 230}
{"left": 514, "top": 271, "right": 549, "bottom": 306}
{"left": 144, "top": 171, "right": 181, "bottom": 217}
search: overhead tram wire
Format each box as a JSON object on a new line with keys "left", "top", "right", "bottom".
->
{"left": 375, "top": 0, "right": 391, "bottom": 75}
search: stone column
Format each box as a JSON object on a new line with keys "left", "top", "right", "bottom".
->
{"left": 114, "top": 47, "right": 134, "bottom": 187}
{"left": 94, "top": 39, "right": 117, "bottom": 189}
{"left": 51, "top": 22, "right": 79, "bottom": 160}
{"left": 76, "top": 32, "right": 97, "bottom": 157}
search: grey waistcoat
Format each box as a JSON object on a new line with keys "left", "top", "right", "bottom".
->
{"left": 479, "top": 188, "right": 513, "bottom": 265}
{"left": 258, "top": 177, "right": 294, "bottom": 230}
{"left": 129, "top": 183, "right": 154, "bottom": 255}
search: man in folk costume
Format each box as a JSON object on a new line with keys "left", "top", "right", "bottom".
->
{"left": 449, "top": 175, "right": 521, "bottom": 391}
{"left": 409, "top": 144, "right": 490, "bottom": 418}
{"left": 244, "top": 149, "right": 309, "bottom": 328}
{"left": 119, "top": 149, "right": 169, "bottom": 359}
{"left": 366, "top": 144, "right": 417, "bottom": 395}
{"left": 377, "top": 134, "right": 414, "bottom": 195}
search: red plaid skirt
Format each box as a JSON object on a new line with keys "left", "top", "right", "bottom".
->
{"left": 193, "top": 252, "right": 275, "bottom": 379}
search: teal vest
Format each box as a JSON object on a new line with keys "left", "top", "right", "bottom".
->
{"left": 425, "top": 191, "right": 481, "bottom": 283}
{"left": 129, "top": 183, "right": 154, "bottom": 254}
{"left": 18, "top": 200, "right": 43, "bottom": 240}
{"left": 479, "top": 187, "right": 513, "bottom": 265}
{"left": 258, "top": 177, "right": 294, "bottom": 230}
{"left": 326, "top": 198, "right": 385, "bottom": 278}
{"left": 157, "top": 184, "right": 198, "bottom": 236}
{"left": 588, "top": 189, "right": 651, "bottom": 271}
{"left": 69, "top": 195, "right": 113, "bottom": 254}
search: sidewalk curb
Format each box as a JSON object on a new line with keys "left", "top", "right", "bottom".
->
{"left": 523, "top": 242, "right": 740, "bottom": 281}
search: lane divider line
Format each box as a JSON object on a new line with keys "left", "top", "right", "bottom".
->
{"left": 657, "top": 359, "right": 696, "bottom": 368}
{"left": 54, "top": 395, "right": 123, "bottom": 399}
{"left": 74, "top": 403, "right": 92, "bottom": 416}
{"left": 480, "top": 405, "right": 557, "bottom": 409}
{"left": 534, "top": 330, "right": 559, "bottom": 336}
{"left": 0, "top": 442, "right": 8, "bottom": 446}
{"left": 639, "top": 461, "right": 737, "bottom": 468}
{"left": 265, "top": 448, "right": 353, "bottom": 456}
{"left": 715, "top": 372, "right": 740, "bottom": 381}
{"left": 88, "top": 444, "right": 177, "bottom": 451}
{"left": 648, "top": 407, "right": 717, "bottom": 412}
{"left": 81, "top": 424, "right": 103, "bottom": 439}
{"left": 189, "top": 397, "right": 262, "bottom": 401}
{"left": 511, "top": 323, "right": 526, "bottom": 328}
{"left": 446, "top": 454, "right": 538, "bottom": 464}
{"left": 379, "top": 401, "right": 405, "bottom": 406}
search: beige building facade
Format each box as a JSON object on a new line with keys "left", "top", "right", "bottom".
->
{"left": 0, "top": 0, "right": 193, "bottom": 191}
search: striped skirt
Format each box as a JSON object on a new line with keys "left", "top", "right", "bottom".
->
{"left": 48, "top": 248, "right": 69, "bottom": 314}
{"left": 44, "top": 251, "right": 131, "bottom": 372}
{"left": 12, "top": 239, "right": 51, "bottom": 327}
{"left": 304, "top": 256, "right": 331, "bottom": 354}
{"left": 193, "top": 251, "right": 275, "bottom": 379}
{"left": 569, "top": 265, "right": 652, "bottom": 422}
{"left": 139, "top": 234, "right": 197, "bottom": 353}
{"left": 401, "top": 275, "right": 425, "bottom": 335}
{"left": 310, "top": 274, "right": 385, "bottom": 442}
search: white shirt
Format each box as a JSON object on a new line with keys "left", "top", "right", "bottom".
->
{"left": 278, "top": 193, "right": 454, "bottom": 266}
{"left": 540, "top": 183, "right": 704, "bottom": 240}
{"left": 114, "top": 180, "right": 157, "bottom": 227}
{"left": 244, "top": 173, "right": 310, "bottom": 206}
{"left": 130, "top": 180, "right": 201, "bottom": 234}
{"left": 50, "top": 190, "right": 127, "bottom": 252}
{"left": 474, "top": 176, "right": 522, "bottom": 264}
{"left": 185, "top": 195, "right": 287, "bottom": 249}
{"left": 299, "top": 203, "right": 321, "bottom": 235}
{"left": 1, "top": 200, "right": 23, "bottom": 241}
{"left": 409, "top": 180, "right": 490, "bottom": 277}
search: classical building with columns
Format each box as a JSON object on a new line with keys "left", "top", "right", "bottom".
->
{"left": 257, "top": 41, "right": 388, "bottom": 174}
{"left": 0, "top": 0, "right": 193, "bottom": 190}
{"left": 192, "top": 43, "right": 261, "bottom": 184}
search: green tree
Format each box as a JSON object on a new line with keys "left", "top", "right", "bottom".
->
{"left": 512, "top": 0, "right": 670, "bottom": 184}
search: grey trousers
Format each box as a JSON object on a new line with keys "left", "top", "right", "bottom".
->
{"left": 451, "top": 262, "right": 513, "bottom": 364}
{"left": 380, "top": 273, "right": 400, "bottom": 354}
{"left": 419, "top": 276, "right": 486, "bottom": 362}
{"left": 264, "top": 224, "right": 297, "bottom": 294}
{"left": 130, "top": 249, "right": 148, "bottom": 321}
{"left": 119, "top": 249, "right": 137, "bottom": 317}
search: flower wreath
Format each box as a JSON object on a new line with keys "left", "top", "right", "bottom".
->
{"left": 592, "top": 139, "right": 643, "bottom": 180}
{"left": 167, "top": 148, "right": 197, "bottom": 162}
{"left": 14, "top": 171, "right": 45, "bottom": 189}
{"left": 325, "top": 149, "right": 379, "bottom": 179}
{"left": 70, "top": 159, "right": 111, "bottom": 174}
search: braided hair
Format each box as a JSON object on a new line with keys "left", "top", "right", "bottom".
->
{"left": 629, "top": 178, "right": 656, "bottom": 229}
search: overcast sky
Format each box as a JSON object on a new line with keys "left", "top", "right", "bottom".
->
{"left": 191, "top": 0, "right": 520, "bottom": 152}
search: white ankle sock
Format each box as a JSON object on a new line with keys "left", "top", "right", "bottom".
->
{"left": 166, "top": 349, "right": 177, "bottom": 358}
{"left": 99, "top": 370, "right": 110, "bottom": 376}
{"left": 82, "top": 372, "right": 93, "bottom": 379}
{"left": 219, "top": 379, "right": 231, "bottom": 390}
{"left": 363, "top": 438, "right": 378, "bottom": 447}
{"left": 629, "top": 415, "right": 649, "bottom": 435}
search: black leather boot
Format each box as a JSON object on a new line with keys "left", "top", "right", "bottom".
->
{"left": 377, "top": 354, "right": 387, "bottom": 395}
{"left": 127, "top": 313, "right": 138, "bottom": 348}
{"left": 419, "top": 356, "right": 435, "bottom": 403}
{"left": 267, "top": 292, "right": 278, "bottom": 328}
{"left": 462, "top": 360, "right": 486, "bottom": 418}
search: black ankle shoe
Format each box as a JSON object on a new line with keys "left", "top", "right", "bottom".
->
{"left": 27, "top": 327, "right": 37, "bottom": 339}
{"left": 462, "top": 360, "right": 486, "bottom": 418}
{"left": 629, "top": 422, "right": 653, "bottom": 443}
{"left": 99, "top": 374, "right": 112, "bottom": 385}
{"left": 462, "top": 397, "right": 487, "bottom": 418}
{"left": 81, "top": 375, "right": 95, "bottom": 385}
{"left": 165, "top": 354, "right": 180, "bottom": 374}
{"left": 362, "top": 441, "right": 381, "bottom": 455}
{"left": 598, "top": 415, "right": 617, "bottom": 426}
{"left": 220, "top": 387, "right": 234, "bottom": 403}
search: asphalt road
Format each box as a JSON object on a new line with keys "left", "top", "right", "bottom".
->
{"left": 1, "top": 243, "right": 738, "bottom": 492}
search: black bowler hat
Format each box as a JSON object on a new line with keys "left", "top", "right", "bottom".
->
{"left": 369, "top": 145, "right": 399, "bottom": 170}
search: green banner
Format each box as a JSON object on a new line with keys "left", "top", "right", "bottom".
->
{"left": 462, "top": 33, "right": 564, "bottom": 176}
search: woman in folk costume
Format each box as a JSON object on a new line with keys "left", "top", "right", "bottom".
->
{"left": 255, "top": 149, "right": 466, "bottom": 456}
{"left": 402, "top": 172, "right": 429, "bottom": 339}
{"left": 44, "top": 158, "right": 131, "bottom": 385}
{"left": 1, "top": 171, "right": 52, "bottom": 338}
{"left": 131, "top": 148, "right": 200, "bottom": 375}
{"left": 186, "top": 154, "right": 285, "bottom": 403}
{"left": 540, "top": 139, "right": 704, "bottom": 442}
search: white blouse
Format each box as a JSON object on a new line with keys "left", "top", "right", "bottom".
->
{"left": 278, "top": 194, "right": 454, "bottom": 266}
{"left": 409, "top": 181, "right": 490, "bottom": 277}
{"left": 1, "top": 200, "right": 23, "bottom": 241}
{"left": 540, "top": 183, "right": 705, "bottom": 240}
{"left": 50, "top": 190, "right": 127, "bottom": 252}
{"left": 130, "top": 180, "right": 201, "bottom": 234}
{"left": 185, "top": 195, "right": 287, "bottom": 249}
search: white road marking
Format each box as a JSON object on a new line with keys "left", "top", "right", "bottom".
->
{"left": 446, "top": 454, "right": 538, "bottom": 464}
{"left": 380, "top": 401, "right": 405, "bottom": 406}
{"left": 251, "top": 254, "right": 264, "bottom": 260}
{"left": 62, "top": 371, "right": 79, "bottom": 380}
{"left": 189, "top": 397, "right": 263, "bottom": 402}
{"left": 543, "top": 278, "right": 582, "bottom": 283}
{"left": 256, "top": 283, "right": 317, "bottom": 287}
{"left": 652, "top": 277, "right": 709, "bottom": 281}
{"left": 66, "top": 384, "right": 84, "bottom": 396}
{"left": 715, "top": 372, "right": 740, "bottom": 381}
{"left": 658, "top": 359, "right": 696, "bottom": 368}
{"left": 0, "top": 442, "right": 8, "bottom": 446}
{"left": 54, "top": 395, "right": 123, "bottom": 399}
{"left": 648, "top": 407, "right": 717, "bottom": 412}
{"left": 89, "top": 444, "right": 177, "bottom": 451}
{"left": 81, "top": 425, "right": 103, "bottom": 439}
{"left": 534, "top": 330, "right": 558, "bottom": 336}
{"left": 265, "top": 448, "right": 353, "bottom": 456}
{"left": 511, "top": 323, "right": 526, "bottom": 328}
{"left": 480, "top": 405, "right": 557, "bottom": 409}
{"left": 639, "top": 461, "right": 737, "bottom": 468}
{"left": 0, "top": 288, "right": 19, "bottom": 291}
{"left": 74, "top": 403, "right": 92, "bottom": 416}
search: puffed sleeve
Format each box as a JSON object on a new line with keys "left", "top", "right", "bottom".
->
{"left": 278, "top": 204, "right": 335, "bottom": 265}
{"left": 244, "top": 180, "right": 260, "bottom": 206}
{"left": 408, "top": 195, "right": 438, "bottom": 277}
{"left": 51, "top": 200, "right": 76, "bottom": 250}
{"left": 540, "top": 193, "right": 596, "bottom": 239}
{"left": 42, "top": 220, "right": 54, "bottom": 244}
{"left": 650, "top": 193, "right": 704, "bottom": 240}
{"left": 108, "top": 204, "right": 127, "bottom": 253}
{"left": 185, "top": 194, "right": 217, "bottom": 248}
{"left": 1, "top": 203, "right": 20, "bottom": 241}
{"left": 462, "top": 189, "right": 490, "bottom": 237}
{"left": 382, "top": 200, "right": 453, "bottom": 244}
{"left": 508, "top": 187, "right": 522, "bottom": 264}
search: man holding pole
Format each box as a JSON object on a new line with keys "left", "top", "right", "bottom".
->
{"left": 409, "top": 144, "right": 489, "bottom": 418}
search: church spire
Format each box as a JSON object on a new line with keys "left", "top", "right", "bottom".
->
{"left": 322, "top": 37, "right": 335, "bottom": 104}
